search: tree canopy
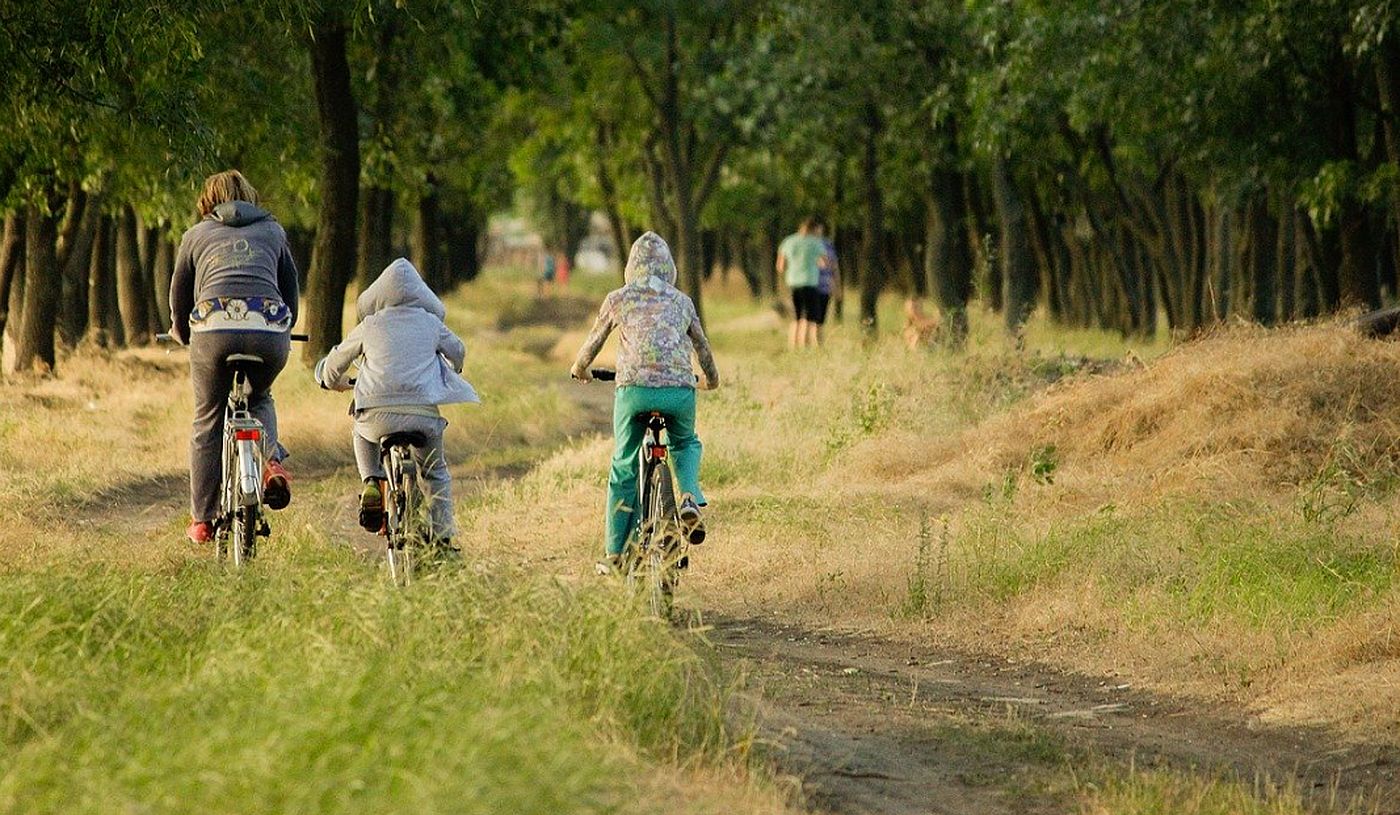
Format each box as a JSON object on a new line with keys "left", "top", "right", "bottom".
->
{"left": 2, "top": 0, "right": 1399, "bottom": 372}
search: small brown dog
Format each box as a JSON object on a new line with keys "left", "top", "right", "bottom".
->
{"left": 903, "top": 298, "right": 941, "bottom": 349}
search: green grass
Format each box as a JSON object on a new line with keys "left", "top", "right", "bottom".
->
{"left": 921, "top": 501, "right": 1396, "bottom": 634}
{"left": 1081, "top": 770, "right": 1334, "bottom": 815}
{"left": 0, "top": 537, "right": 767, "bottom": 815}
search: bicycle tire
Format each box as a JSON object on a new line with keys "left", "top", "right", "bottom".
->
{"left": 384, "top": 446, "right": 424, "bottom": 587}
{"left": 232, "top": 505, "right": 257, "bottom": 566}
{"left": 217, "top": 432, "right": 236, "bottom": 562}
{"left": 642, "top": 463, "right": 678, "bottom": 618}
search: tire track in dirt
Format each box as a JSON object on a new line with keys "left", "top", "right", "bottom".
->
{"left": 710, "top": 616, "right": 1400, "bottom": 814}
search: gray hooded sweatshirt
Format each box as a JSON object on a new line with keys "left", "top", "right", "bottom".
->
{"left": 170, "top": 200, "right": 299, "bottom": 344}
{"left": 314, "top": 258, "right": 480, "bottom": 410}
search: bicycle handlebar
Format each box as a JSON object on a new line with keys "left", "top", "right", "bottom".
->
{"left": 577, "top": 368, "right": 710, "bottom": 388}
{"left": 156, "top": 332, "right": 310, "bottom": 343}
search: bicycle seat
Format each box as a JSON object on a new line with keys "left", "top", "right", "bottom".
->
{"left": 225, "top": 353, "right": 264, "bottom": 365}
{"left": 380, "top": 431, "right": 427, "bottom": 451}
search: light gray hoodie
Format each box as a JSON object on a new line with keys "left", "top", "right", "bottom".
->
{"left": 314, "top": 258, "right": 480, "bottom": 410}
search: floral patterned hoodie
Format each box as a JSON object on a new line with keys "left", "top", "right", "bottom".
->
{"left": 572, "top": 232, "right": 720, "bottom": 389}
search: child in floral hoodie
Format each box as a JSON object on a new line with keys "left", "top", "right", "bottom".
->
{"left": 572, "top": 232, "right": 720, "bottom": 567}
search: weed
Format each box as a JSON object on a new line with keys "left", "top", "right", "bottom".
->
{"left": 1298, "top": 437, "right": 1366, "bottom": 524}
{"left": 901, "top": 515, "right": 950, "bottom": 619}
{"left": 1029, "top": 444, "right": 1058, "bottom": 485}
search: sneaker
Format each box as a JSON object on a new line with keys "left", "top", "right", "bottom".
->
{"left": 679, "top": 495, "right": 706, "bottom": 545}
{"left": 359, "top": 480, "right": 385, "bottom": 533}
{"left": 595, "top": 553, "right": 626, "bottom": 576}
{"left": 186, "top": 520, "right": 213, "bottom": 544}
{"left": 263, "top": 460, "right": 291, "bottom": 510}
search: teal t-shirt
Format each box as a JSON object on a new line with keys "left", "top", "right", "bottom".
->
{"left": 779, "top": 233, "right": 823, "bottom": 288}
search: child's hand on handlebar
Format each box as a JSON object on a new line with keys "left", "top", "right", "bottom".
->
{"left": 569, "top": 363, "right": 593, "bottom": 382}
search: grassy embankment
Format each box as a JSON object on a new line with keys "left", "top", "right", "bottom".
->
{"left": 0, "top": 271, "right": 795, "bottom": 814}
{"left": 465, "top": 272, "right": 1400, "bottom": 812}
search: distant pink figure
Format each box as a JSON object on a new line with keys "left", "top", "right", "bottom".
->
{"left": 556, "top": 252, "right": 571, "bottom": 287}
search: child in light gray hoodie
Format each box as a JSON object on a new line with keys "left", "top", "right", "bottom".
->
{"left": 314, "top": 258, "right": 479, "bottom": 548}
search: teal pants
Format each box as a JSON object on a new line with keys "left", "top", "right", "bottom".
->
{"left": 606, "top": 385, "right": 705, "bottom": 555}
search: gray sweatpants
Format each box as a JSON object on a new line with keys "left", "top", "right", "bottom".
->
{"left": 352, "top": 410, "right": 454, "bottom": 538}
{"left": 188, "top": 330, "right": 291, "bottom": 522}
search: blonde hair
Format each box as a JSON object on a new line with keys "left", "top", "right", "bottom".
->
{"left": 196, "top": 170, "right": 259, "bottom": 218}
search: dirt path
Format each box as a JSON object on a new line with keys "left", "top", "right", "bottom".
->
{"left": 709, "top": 615, "right": 1400, "bottom": 814}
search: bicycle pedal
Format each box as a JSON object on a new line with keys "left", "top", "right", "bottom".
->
{"left": 257, "top": 520, "right": 271, "bottom": 537}
{"left": 677, "top": 555, "right": 689, "bottom": 570}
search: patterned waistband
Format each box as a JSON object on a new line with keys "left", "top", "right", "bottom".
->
{"left": 190, "top": 297, "right": 292, "bottom": 333}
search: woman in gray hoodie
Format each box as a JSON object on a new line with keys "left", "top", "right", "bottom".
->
{"left": 170, "top": 170, "right": 299, "bottom": 545}
{"left": 314, "top": 258, "right": 479, "bottom": 550}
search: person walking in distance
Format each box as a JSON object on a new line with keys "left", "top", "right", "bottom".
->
{"left": 776, "top": 216, "right": 828, "bottom": 349}
{"left": 170, "top": 170, "right": 299, "bottom": 544}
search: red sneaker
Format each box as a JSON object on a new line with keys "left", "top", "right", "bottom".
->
{"left": 263, "top": 459, "right": 291, "bottom": 510}
{"left": 187, "top": 520, "right": 214, "bottom": 544}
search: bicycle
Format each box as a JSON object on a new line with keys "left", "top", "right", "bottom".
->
{"left": 378, "top": 430, "right": 432, "bottom": 586}
{"left": 160, "top": 332, "right": 306, "bottom": 565}
{"left": 584, "top": 368, "right": 691, "bottom": 618}
{"left": 327, "top": 377, "right": 444, "bottom": 586}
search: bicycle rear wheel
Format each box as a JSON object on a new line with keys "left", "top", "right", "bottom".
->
{"left": 385, "top": 450, "right": 422, "bottom": 586}
{"left": 231, "top": 506, "right": 258, "bottom": 566}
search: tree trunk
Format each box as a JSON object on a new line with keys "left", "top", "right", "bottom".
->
{"left": 58, "top": 193, "right": 102, "bottom": 345}
{"left": 87, "top": 217, "right": 121, "bottom": 347}
{"left": 9, "top": 202, "right": 60, "bottom": 374}
{"left": 595, "top": 122, "right": 630, "bottom": 280}
{"left": 303, "top": 18, "right": 361, "bottom": 361}
{"left": 701, "top": 229, "right": 718, "bottom": 281}
{"left": 858, "top": 101, "right": 884, "bottom": 331}
{"left": 1338, "top": 200, "right": 1380, "bottom": 308}
{"left": 0, "top": 212, "right": 22, "bottom": 348}
{"left": 924, "top": 168, "right": 972, "bottom": 347}
{"left": 116, "top": 204, "right": 152, "bottom": 345}
{"left": 1247, "top": 195, "right": 1278, "bottom": 325}
{"left": 152, "top": 231, "right": 174, "bottom": 332}
{"left": 444, "top": 208, "right": 483, "bottom": 286}
{"left": 1299, "top": 212, "right": 1341, "bottom": 312}
{"left": 356, "top": 185, "right": 394, "bottom": 292}
{"left": 1375, "top": 35, "right": 1400, "bottom": 286}
{"left": 1277, "top": 207, "right": 1297, "bottom": 321}
{"left": 141, "top": 222, "right": 163, "bottom": 333}
{"left": 1329, "top": 51, "right": 1381, "bottom": 308}
{"left": 411, "top": 183, "right": 441, "bottom": 291}
{"left": 993, "top": 156, "right": 1035, "bottom": 337}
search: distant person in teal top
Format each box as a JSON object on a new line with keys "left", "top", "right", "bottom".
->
{"left": 777, "top": 216, "right": 829, "bottom": 348}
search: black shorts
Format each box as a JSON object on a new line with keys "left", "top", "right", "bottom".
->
{"left": 792, "top": 287, "right": 830, "bottom": 325}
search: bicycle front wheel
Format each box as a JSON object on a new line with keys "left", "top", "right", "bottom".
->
{"left": 642, "top": 464, "right": 679, "bottom": 618}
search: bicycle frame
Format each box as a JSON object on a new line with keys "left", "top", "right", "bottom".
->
{"left": 217, "top": 361, "right": 268, "bottom": 565}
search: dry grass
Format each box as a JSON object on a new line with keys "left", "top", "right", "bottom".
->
{"left": 462, "top": 301, "right": 1400, "bottom": 743}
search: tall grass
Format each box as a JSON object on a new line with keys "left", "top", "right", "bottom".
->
{"left": 0, "top": 536, "right": 786, "bottom": 814}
